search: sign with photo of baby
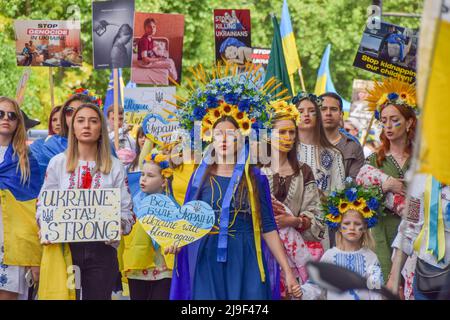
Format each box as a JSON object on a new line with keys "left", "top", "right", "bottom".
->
{"left": 38, "top": 189, "right": 121, "bottom": 243}
{"left": 137, "top": 194, "right": 215, "bottom": 249}
{"left": 214, "top": 9, "right": 252, "bottom": 65}
{"left": 13, "top": 20, "right": 82, "bottom": 67}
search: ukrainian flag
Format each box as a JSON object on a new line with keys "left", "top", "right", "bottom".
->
{"left": 314, "top": 44, "right": 351, "bottom": 113}
{"left": 280, "top": 0, "right": 301, "bottom": 94}
{"left": 418, "top": 0, "right": 450, "bottom": 185}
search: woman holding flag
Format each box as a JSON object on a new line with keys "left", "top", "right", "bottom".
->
{"left": 0, "top": 96, "right": 42, "bottom": 300}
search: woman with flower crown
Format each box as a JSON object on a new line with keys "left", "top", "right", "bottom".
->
{"left": 301, "top": 180, "right": 384, "bottom": 300}
{"left": 260, "top": 100, "right": 325, "bottom": 297}
{"left": 356, "top": 78, "right": 418, "bottom": 281}
{"left": 169, "top": 65, "right": 302, "bottom": 300}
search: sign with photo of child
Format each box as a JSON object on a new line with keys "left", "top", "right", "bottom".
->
{"left": 38, "top": 189, "right": 121, "bottom": 243}
{"left": 137, "top": 194, "right": 215, "bottom": 249}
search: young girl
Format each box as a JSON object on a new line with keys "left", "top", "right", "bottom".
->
{"left": 170, "top": 67, "right": 302, "bottom": 300}
{"left": 301, "top": 180, "right": 384, "bottom": 300}
{"left": 0, "top": 97, "right": 41, "bottom": 300}
{"left": 37, "top": 103, "right": 135, "bottom": 300}
{"left": 127, "top": 126, "right": 146, "bottom": 173}
{"left": 120, "top": 151, "right": 174, "bottom": 300}
{"left": 261, "top": 100, "right": 325, "bottom": 296}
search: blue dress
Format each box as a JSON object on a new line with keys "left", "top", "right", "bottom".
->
{"left": 192, "top": 175, "right": 277, "bottom": 300}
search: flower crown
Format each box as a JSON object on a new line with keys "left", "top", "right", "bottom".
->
{"left": 291, "top": 92, "right": 323, "bottom": 108}
{"left": 322, "top": 178, "right": 384, "bottom": 229}
{"left": 69, "top": 88, "right": 103, "bottom": 108}
{"left": 365, "top": 78, "right": 417, "bottom": 120}
{"left": 143, "top": 152, "right": 173, "bottom": 178}
{"left": 169, "top": 63, "right": 291, "bottom": 142}
{"left": 268, "top": 100, "right": 301, "bottom": 125}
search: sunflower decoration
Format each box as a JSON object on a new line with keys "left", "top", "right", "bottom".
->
{"left": 365, "top": 77, "right": 417, "bottom": 120}
{"left": 167, "top": 62, "right": 291, "bottom": 143}
{"left": 69, "top": 88, "right": 103, "bottom": 108}
{"left": 268, "top": 99, "right": 301, "bottom": 125}
{"left": 144, "top": 151, "right": 174, "bottom": 179}
{"left": 322, "top": 177, "right": 385, "bottom": 229}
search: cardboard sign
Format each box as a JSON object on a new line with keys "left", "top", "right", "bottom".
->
{"left": 137, "top": 194, "right": 215, "bottom": 248}
{"left": 38, "top": 189, "right": 121, "bottom": 243}
{"left": 131, "top": 12, "right": 185, "bottom": 85}
{"left": 124, "top": 87, "right": 177, "bottom": 126}
{"left": 141, "top": 104, "right": 179, "bottom": 145}
{"left": 92, "top": 0, "right": 135, "bottom": 69}
{"left": 353, "top": 21, "right": 418, "bottom": 83}
{"left": 13, "top": 20, "right": 82, "bottom": 67}
{"left": 214, "top": 9, "right": 252, "bottom": 65}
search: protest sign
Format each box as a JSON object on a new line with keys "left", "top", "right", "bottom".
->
{"left": 131, "top": 12, "right": 185, "bottom": 85}
{"left": 137, "top": 194, "right": 215, "bottom": 249}
{"left": 13, "top": 20, "right": 82, "bottom": 67}
{"left": 38, "top": 189, "right": 121, "bottom": 243}
{"left": 214, "top": 9, "right": 252, "bottom": 65}
{"left": 353, "top": 21, "right": 418, "bottom": 83}
{"left": 124, "top": 87, "right": 177, "bottom": 126}
{"left": 92, "top": 0, "right": 135, "bottom": 69}
{"left": 251, "top": 47, "right": 271, "bottom": 69}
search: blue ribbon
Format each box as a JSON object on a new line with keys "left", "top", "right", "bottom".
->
{"left": 427, "top": 177, "right": 441, "bottom": 256}
{"left": 217, "top": 143, "right": 249, "bottom": 263}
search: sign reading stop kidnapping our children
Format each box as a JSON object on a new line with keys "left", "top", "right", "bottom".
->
{"left": 38, "top": 189, "right": 121, "bottom": 243}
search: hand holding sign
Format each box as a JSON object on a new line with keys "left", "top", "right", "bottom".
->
{"left": 137, "top": 194, "right": 215, "bottom": 250}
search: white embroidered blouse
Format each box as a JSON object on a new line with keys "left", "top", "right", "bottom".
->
{"left": 37, "top": 152, "right": 135, "bottom": 235}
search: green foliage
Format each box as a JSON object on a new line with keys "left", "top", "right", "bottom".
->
{"left": 0, "top": 0, "right": 423, "bottom": 128}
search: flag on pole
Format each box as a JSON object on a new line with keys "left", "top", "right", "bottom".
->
{"left": 103, "top": 68, "right": 125, "bottom": 118}
{"left": 280, "top": 0, "right": 301, "bottom": 94}
{"left": 418, "top": 0, "right": 450, "bottom": 184}
{"left": 264, "top": 15, "right": 293, "bottom": 97}
{"left": 314, "top": 44, "right": 351, "bottom": 113}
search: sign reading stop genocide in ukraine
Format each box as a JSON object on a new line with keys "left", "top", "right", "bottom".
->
{"left": 38, "top": 189, "right": 121, "bottom": 243}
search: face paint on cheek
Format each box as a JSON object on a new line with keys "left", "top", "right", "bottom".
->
{"left": 393, "top": 121, "right": 402, "bottom": 128}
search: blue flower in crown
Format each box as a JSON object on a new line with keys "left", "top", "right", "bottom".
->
{"left": 367, "top": 197, "right": 380, "bottom": 211}
{"left": 330, "top": 191, "right": 337, "bottom": 197}
{"left": 206, "top": 96, "right": 219, "bottom": 108}
{"left": 329, "top": 205, "right": 340, "bottom": 217}
{"left": 345, "top": 188, "right": 358, "bottom": 202}
{"left": 159, "top": 161, "right": 170, "bottom": 169}
{"left": 374, "top": 110, "right": 380, "bottom": 120}
{"left": 224, "top": 92, "right": 239, "bottom": 105}
{"left": 345, "top": 177, "right": 353, "bottom": 184}
{"left": 388, "top": 92, "right": 399, "bottom": 100}
{"left": 193, "top": 107, "right": 207, "bottom": 121}
{"left": 367, "top": 216, "right": 378, "bottom": 228}
{"left": 238, "top": 99, "right": 251, "bottom": 113}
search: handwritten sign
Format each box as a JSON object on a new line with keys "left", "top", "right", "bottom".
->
{"left": 38, "top": 189, "right": 121, "bottom": 243}
{"left": 137, "top": 194, "right": 215, "bottom": 248}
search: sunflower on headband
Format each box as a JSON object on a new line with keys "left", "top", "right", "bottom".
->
{"left": 322, "top": 178, "right": 385, "bottom": 229}
{"left": 268, "top": 100, "right": 301, "bottom": 125}
{"left": 143, "top": 152, "right": 173, "bottom": 178}
{"left": 69, "top": 88, "right": 103, "bottom": 108}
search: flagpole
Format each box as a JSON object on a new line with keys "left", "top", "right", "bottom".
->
{"left": 113, "top": 68, "right": 119, "bottom": 151}
{"left": 362, "top": 113, "right": 375, "bottom": 146}
{"left": 298, "top": 67, "right": 306, "bottom": 92}
{"left": 49, "top": 67, "right": 55, "bottom": 110}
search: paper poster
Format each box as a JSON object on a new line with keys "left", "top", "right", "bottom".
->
{"left": 13, "top": 20, "right": 82, "bottom": 67}
{"left": 131, "top": 12, "right": 185, "bottom": 85}
{"left": 353, "top": 21, "right": 418, "bottom": 83}
{"left": 214, "top": 9, "right": 252, "bottom": 65}
{"left": 38, "top": 189, "right": 121, "bottom": 243}
{"left": 124, "top": 86, "right": 177, "bottom": 129}
{"left": 251, "top": 47, "right": 271, "bottom": 69}
{"left": 92, "top": 0, "right": 135, "bottom": 69}
{"left": 137, "top": 194, "right": 215, "bottom": 249}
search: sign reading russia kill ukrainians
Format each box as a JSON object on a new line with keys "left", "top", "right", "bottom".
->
{"left": 353, "top": 21, "right": 418, "bottom": 83}
{"left": 124, "top": 87, "right": 177, "bottom": 127}
{"left": 38, "top": 189, "right": 121, "bottom": 243}
{"left": 214, "top": 9, "right": 252, "bottom": 65}
{"left": 13, "top": 20, "right": 82, "bottom": 67}
{"left": 137, "top": 194, "right": 215, "bottom": 249}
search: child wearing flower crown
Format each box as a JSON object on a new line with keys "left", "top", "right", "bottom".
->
{"left": 119, "top": 151, "right": 175, "bottom": 300}
{"left": 301, "top": 178, "right": 385, "bottom": 300}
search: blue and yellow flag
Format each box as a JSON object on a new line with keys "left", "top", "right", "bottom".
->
{"left": 280, "top": 0, "right": 301, "bottom": 94}
{"left": 314, "top": 44, "right": 351, "bottom": 113}
{"left": 418, "top": 1, "right": 450, "bottom": 185}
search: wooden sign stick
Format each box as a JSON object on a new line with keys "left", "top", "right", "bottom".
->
{"left": 113, "top": 68, "right": 119, "bottom": 151}
{"left": 15, "top": 67, "right": 32, "bottom": 107}
{"left": 49, "top": 67, "right": 55, "bottom": 110}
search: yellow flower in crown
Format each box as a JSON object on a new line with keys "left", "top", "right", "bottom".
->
{"left": 268, "top": 99, "right": 301, "bottom": 125}
{"left": 349, "top": 198, "right": 367, "bottom": 212}
{"left": 144, "top": 152, "right": 173, "bottom": 178}
{"left": 338, "top": 199, "right": 351, "bottom": 214}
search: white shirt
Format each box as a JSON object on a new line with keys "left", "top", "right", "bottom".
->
{"left": 37, "top": 152, "right": 135, "bottom": 235}
{"left": 297, "top": 143, "right": 345, "bottom": 194}
{"left": 392, "top": 173, "right": 450, "bottom": 269}
{"left": 301, "top": 247, "right": 384, "bottom": 300}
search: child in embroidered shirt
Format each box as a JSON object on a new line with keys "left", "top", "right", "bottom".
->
{"left": 121, "top": 152, "right": 175, "bottom": 300}
{"left": 301, "top": 181, "right": 384, "bottom": 300}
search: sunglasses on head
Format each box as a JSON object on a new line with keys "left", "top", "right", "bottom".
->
{"left": 0, "top": 110, "right": 18, "bottom": 121}
{"left": 65, "top": 107, "right": 75, "bottom": 117}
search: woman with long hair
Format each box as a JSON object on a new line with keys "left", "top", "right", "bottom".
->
{"left": 0, "top": 97, "right": 41, "bottom": 300}
{"left": 37, "top": 103, "right": 135, "bottom": 300}
{"left": 261, "top": 100, "right": 324, "bottom": 296}
{"left": 356, "top": 78, "right": 418, "bottom": 280}
{"left": 128, "top": 126, "right": 146, "bottom": 173}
